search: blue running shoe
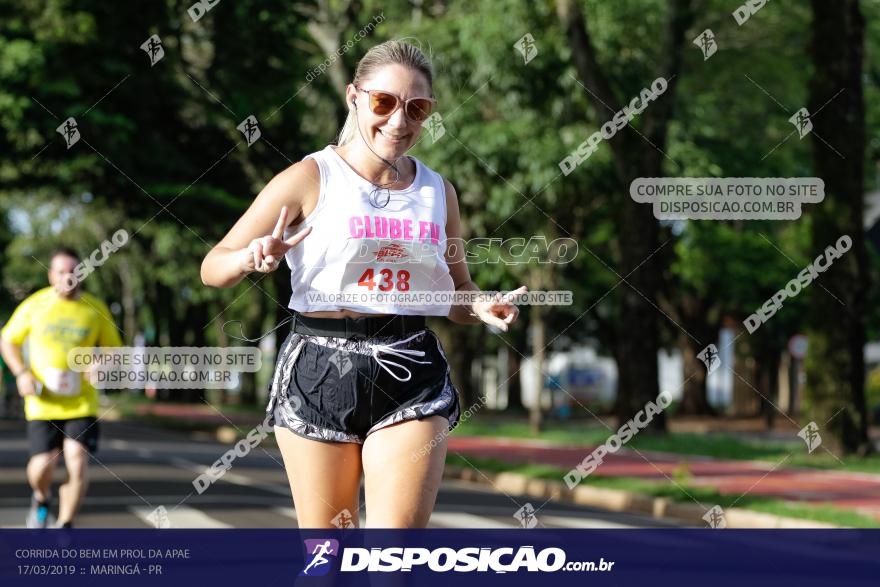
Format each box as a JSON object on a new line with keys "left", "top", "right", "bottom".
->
{"left": 25, "top": 496, "right": 54, "bottom": 529}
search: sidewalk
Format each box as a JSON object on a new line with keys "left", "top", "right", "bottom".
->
{"left": 447, "top": 436, "right": 880, "bottom": 523}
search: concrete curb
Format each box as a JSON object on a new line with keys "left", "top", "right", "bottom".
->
{"left": 443, "top": 466, "right": 842, "bottom": 529}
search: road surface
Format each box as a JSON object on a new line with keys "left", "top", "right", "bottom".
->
{"left": 0, "top": 419, "right": 683, "bottom": 529}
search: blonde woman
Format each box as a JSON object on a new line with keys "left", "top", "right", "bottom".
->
{"left": 201, "top": 40, "right": 524, "bottom": 528}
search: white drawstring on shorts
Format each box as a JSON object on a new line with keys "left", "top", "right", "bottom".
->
{"left": 369, "top": 331, "right": 432, "bottom": 382}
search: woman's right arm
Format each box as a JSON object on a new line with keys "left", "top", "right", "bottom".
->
{"left": 200, "top": 159, "right": 320, "bottom": 288}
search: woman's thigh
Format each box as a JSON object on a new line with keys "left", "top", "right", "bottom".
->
{"left": 274, "top": 426, "right": 363, "bottom": 528}
{"left": 361, "top": 415, "right": 448, "bottom": 528}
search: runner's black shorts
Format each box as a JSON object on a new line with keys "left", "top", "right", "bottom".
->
{"left": 266, "top": 328, "right": 461, "bottom": 444}
{"left": 27, "top": 417, "right": 99, "bottom": 456}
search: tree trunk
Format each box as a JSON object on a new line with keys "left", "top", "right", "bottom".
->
{"left": 557, "top": 0, "right": 695, "bottom": 432}
{"left": 155, "top": 283, "right": 172, "bottom": 401}
{"left": 678, "top": 334, "right": 716, "bottom": 416}
{"left": 805, "top": 0, "right": 871, "bottom": 454}
{"left": 506, "top": 342, "right": 525, "bottom": 411}
{"left": 674, "top": 293, "right": 719, "bottom": 416}
{"left": 732, "top": 341, "right": 759, "bottom": 416}
{"left": 761, "top": 350, "right": 781, "bottom": 429}
{"left": 530, "top": 305, "right": 546, "bottom": 433}
{"left": 187, "top": 302, "right": 208, "bottom": 403}
{"left": 303, "top": 0, "right": 358, "bottom": 102}
{"left": 117, "top": 264, "right": 136, "bottom": 344}
{"left": 238, "top": 289, "right": 266, "bottom": 406}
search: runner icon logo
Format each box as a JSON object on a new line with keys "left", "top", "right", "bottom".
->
{"left": 301, "top": 539, "right": 340, "bottom": 577}
{"left": 697, "top": 344, "right": 721, "bottom": 374}
{"left": 237, "top": 115, "right": 261, "bottom": 146}
{"left": 422, "top": 113, "right": 446, "bottom": 143}
{"left": 328, "top": 350, "right": 354, "bottom": 377}
{"left": 514, "top": 503, "right": 538, "bottom": 528}
{"left": 789, "top": 107, "right": 813, "bottom": 139}
{"left": 693, "top": 29, "right": 717, "bottom": 61}
{"left": 514, "top": 33, "right": 538, "bottom": 65}
{"left": 331, "top": 508, "right": 356, "bottom": 529}
{"left": 703, "top": 505, "right": 727, "bottom": 529}
{"left": 798, "top": 421, "right": 822, "bottom": 453}
{"left": 140, "top": 34, "right": 164, "bottom": 66}
{"left": 56, "top": 117, "right": 80, "bottom": 149}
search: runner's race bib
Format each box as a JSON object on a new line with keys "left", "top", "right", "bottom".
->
{"left": 40, "top": 367, "right": 82, "bottom": 397}
{"left": 338, "top": 239, "right": 452, "bottom": 312}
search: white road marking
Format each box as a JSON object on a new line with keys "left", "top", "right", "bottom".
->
{"left": 537, "top": 514, "right": 635, "bottom": 529}
{"left": 169, "top": 456, "right": 291, "bottom": 497}
{"left": 272, "top": 507, "right": 297, "bottom": 520}
{"left": 428, "top": 512, "right": 515, "bottom": 528}
{"left": 130, "top": 505, "right": 232, "bottom": 528}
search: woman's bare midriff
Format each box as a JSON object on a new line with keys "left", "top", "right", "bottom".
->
{"left": 300, "top": 310, "right": 393, "bottom": 319}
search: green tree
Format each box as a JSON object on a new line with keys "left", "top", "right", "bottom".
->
{"left": 804, "top": 0, "right": 871, "bottom": 454}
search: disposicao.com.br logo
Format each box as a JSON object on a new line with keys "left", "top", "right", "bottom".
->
{"left": 299, "top": 540, "right": 614, "bottom": 575}
{"left": 301, "top": 539, "right": 339, "bottom": 577}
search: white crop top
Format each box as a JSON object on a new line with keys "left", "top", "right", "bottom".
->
{"left": 283, "top": 145, "right": 455, "bottom": 316}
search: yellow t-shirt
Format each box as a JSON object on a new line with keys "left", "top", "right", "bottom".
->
{"left": 1, "top": 287, "right": 123, "bottom": 421}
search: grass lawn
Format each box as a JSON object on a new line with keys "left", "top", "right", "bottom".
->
{"left": 452, "top": 419, "right": 880, "bottom": 475}
{"left": 445, "top": 454, "right": 880, "bottom": 528}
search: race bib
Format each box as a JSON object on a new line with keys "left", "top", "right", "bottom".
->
{"left": 339, "top": 239, "right": 453, "bottom": 311}
{"left": 41, "top": 367, "right": 82, "bottom": 397}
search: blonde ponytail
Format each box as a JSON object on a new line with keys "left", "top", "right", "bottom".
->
{"left": 336, "top": 40, "right": 434, "bottom": 145}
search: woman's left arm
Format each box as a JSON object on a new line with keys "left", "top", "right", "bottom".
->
{"left": 442, "top": 178, "right": 526, "bottom": 331}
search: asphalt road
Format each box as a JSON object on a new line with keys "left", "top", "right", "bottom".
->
{"left": 0, "top": 419, "right": 683, "bottom": 529}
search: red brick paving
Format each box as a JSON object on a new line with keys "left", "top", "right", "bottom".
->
{"left": 447, "top": 436, "right": 880, "bottom": 521}
{"left": 125, "top": 405, "right": 880, "bottom": 522}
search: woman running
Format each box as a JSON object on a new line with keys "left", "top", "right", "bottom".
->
{"left": 201, "top": 40, "right": 524, "bottom": 528}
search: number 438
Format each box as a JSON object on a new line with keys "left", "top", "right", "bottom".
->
{"left": 357, "top": 267, "right": 411, "bottom": 291}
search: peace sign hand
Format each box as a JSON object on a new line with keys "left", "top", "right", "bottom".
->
{"left": 244, "top": 206, "right": 312, "bottom": 274}
{"left": 472, "top": 285, "right": 528, "bottom": 332}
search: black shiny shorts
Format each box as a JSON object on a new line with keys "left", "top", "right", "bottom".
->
{"left": 27, "top": 417, "right": 99, "bottom": 456}
{"left": 265, "top": 328, "right": 461, "bottom": 444}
